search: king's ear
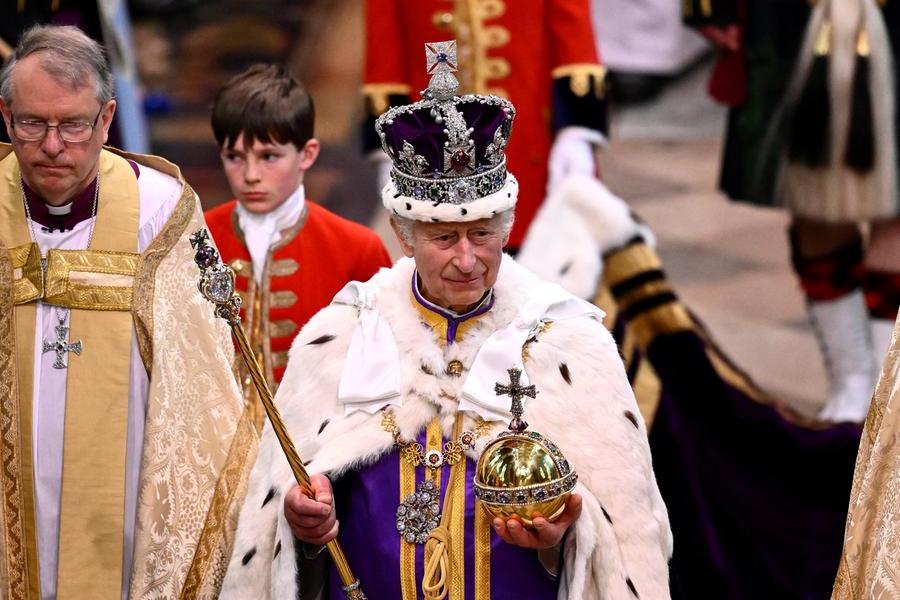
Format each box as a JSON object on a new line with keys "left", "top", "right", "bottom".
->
{"left": 0, "top": 97, "right": 10, "bottom": 126}
{"left": 389, "top": 217, "right": 416, "bottom": 258}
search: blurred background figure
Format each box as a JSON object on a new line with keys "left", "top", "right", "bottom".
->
{"left": 204, "top": 63, "right": 391, "bottom": 406}
{"left": 0, "top": 0, "right": 149, "bottom": 152}
{"left": 685, "top": 0, "right": 900, "bottom": 424}
{"left": 591, "top": 0, "right": 709, "bottom": 105}
{"left": 361, "top": 0, "right": 608, "bottom": 252}
{"left": 127, "top": 0, "right": 379, "bottom": 224}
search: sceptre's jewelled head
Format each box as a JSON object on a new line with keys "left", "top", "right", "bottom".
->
{"left": 375, "top": 40, "right": 517, "bottom": 223}
{"left": 191, "top": 228, "right": 243, "bottom": 324}
{"left": 473, "top": 368, "right": 578, "bottom": 527}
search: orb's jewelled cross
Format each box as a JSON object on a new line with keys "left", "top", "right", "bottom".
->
{"left": 495, "top": 367, "right": 537, "bottom": 432}
{"left": 42, "top": 314, "right": 82, "bottom": 370}
{"left": 425, "top": 41, "right": 458, "bottom": 75}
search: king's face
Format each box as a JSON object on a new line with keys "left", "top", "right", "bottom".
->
{"left": 402, "top": 217, "right": 507, "bottom": 313}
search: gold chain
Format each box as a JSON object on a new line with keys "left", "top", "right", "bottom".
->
{"left": 381, "top": 409, "right": 493, "bottom": 473}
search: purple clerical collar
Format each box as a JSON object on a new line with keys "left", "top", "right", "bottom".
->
{"left": 412, "top": 271, "right": 495, "bottom": 345}
{"left": 21, "top": 159, "right": 140, "bottom": 233}
{"left": 23, "top": 177, "right": 97, "bottom": 233}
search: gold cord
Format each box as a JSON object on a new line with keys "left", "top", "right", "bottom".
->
{"left": 423, "top": 414, "right": 465, "bottom": 600}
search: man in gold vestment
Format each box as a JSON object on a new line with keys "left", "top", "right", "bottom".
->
{"left": 0, "top": 25, "right": 256, "bottom": 599}
{"left": 833, "top": 315, "right": 900, "bottom": 598}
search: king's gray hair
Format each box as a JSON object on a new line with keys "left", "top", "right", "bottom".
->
{"left": 391, "top": 209, "right": 515, "bottom": 246}
{"left": 0, "top": 25, "right": 114, "bottom": 106}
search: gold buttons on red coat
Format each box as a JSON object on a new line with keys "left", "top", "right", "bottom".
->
{"left": 269, "top": 290, "right": 297, "bottom": 309}
{"left": 483, "top": 25, "right": 510, "bottom": 48}
{"left": 432, "top": 11, "right": 454, "bottom": 30}
{"left": 228, "top": 258, "right": 251, "bottom": 278}
{"left": 477, "top": 0, "right": 505, "bottom": 19}
{"left": 269, "top": 258, "right": 299, "bottom": 277}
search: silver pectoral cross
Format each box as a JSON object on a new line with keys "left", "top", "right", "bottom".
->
{"left": 42, "top": 312, "right": 82, "bottom": 369}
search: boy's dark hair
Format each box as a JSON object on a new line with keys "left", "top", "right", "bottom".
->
{"left": 211, "top": 63, "right": 314, "bottom": 149}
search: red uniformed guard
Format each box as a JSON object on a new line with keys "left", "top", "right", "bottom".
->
{"left": 362, "top": 0, "right": 609, "bottom": 251}
{"left": 205, "top": 64, "right": 392, "bottom": 395}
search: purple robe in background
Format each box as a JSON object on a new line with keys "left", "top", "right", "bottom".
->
{"left": 603, "top": 240, "right": 863, "bottom": 598}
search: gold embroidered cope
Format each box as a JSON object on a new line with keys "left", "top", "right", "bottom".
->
{"left": 0, "top": 144, "right": 257, "bottom": 599}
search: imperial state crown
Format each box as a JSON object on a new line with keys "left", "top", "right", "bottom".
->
{"left": 376, "top": 40, "right": 518, "bottom": 222}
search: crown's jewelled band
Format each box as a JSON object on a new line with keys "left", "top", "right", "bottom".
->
{"left": 391, "top": 159, "right": 508, "bottom": 205}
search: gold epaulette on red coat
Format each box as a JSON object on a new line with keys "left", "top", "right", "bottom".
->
{"left": 551, "top": 64, "right": 607, "bottom": 99}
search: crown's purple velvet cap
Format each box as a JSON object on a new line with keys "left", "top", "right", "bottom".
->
{"left": 381, "top": 102, "right": 510, "bottom": 177}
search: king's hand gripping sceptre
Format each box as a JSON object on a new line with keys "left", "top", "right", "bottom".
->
{"left": 190, "top": 229, "right": 366, "bottom": 600}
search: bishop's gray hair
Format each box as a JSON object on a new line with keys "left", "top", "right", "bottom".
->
{"left": 0, "top": 25, "right": 114, "bottom": 106}
{"left": 391, "top": 209, "right": 515, "bottom": 247}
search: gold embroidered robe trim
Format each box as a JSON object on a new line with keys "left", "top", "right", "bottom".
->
{"left": 55, "top": 150, "right": 138, "bottom": 600}
{"left": 474, "top": 498, "right": 492, "bottom": 599}
{"left": 448, "top": 421, "right": 466, "bottom": 600}
{"left": 400, "top": 439, "right": 418, "bottom": 600}
{"left": 120, "top": 150, "right": 258, "bottom": 599}
{"left": 44, "top": 248, "right": 138, "bottom": 310}
{"left": 9, "top": 243, "right": 139, "bottom": 310}
{"left": 550, "top": 63, "right": 606, "bottom": 99}
{"left": 0, "top": 247, "right": 39, "bottom": 600}
{"left": 8, "top": 244, "right": 42, "bottom": 306}
{"left": 362, "top": 83, "right": 412, "bottom": 114}
{"left": 410, "top": 295, "right": 493, "bottom": 597}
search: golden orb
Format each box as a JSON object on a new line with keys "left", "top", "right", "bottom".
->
{"left": 474, "top": 432, "right": 577, "bottom": 528}
{"left": 475, "top": 367, "right": 578, "bottom": 527}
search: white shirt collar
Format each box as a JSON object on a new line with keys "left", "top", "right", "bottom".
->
{"left": 235, "top": 184, "right": 306, "bottom": 285}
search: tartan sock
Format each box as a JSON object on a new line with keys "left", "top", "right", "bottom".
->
{"left": 789, "top": 231, "right": 865, "bottom": 302}
{"left": 862, "top": 269, "right": 900, "bottom": 321}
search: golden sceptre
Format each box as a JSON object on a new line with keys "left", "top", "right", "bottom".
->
{"left": 190, "top": 229, "right": 366, "bottom": 600}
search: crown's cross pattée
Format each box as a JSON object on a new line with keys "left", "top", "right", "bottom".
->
{"left": 425, "top": 40, "right": 460, "bottom": 102}
{"left": 495, "top": 367, "right": 537, "bottom": 432}
{"left": 43, "top": 316, "right": 82, "bottom": 370}
{"left": 426, "top": 41, "right": 458, "bottom": 75}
